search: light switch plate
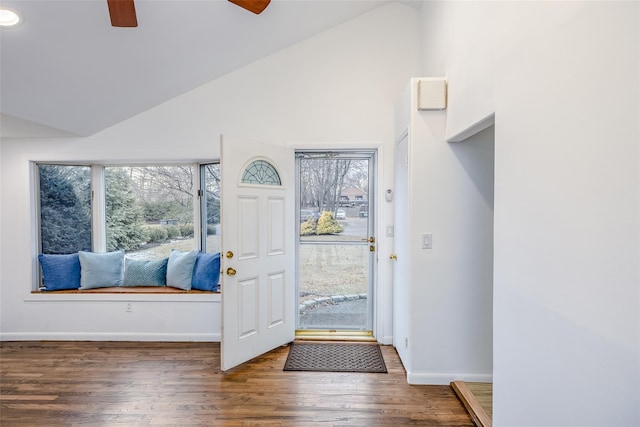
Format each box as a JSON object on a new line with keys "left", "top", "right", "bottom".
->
{"left": 421, "top": 233, "right": 432, "bottom": 249}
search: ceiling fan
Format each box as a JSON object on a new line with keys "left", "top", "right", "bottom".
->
{"left": 107, "top": 0, "right": 271, "bottom": 27}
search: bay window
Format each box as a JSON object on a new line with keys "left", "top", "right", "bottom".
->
{"left": 35, "top": 162, "right": 220, "bottom": 289}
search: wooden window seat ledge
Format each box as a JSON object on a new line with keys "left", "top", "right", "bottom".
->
{"left": 33, "top": 287, "right": 219, "bottom": 294}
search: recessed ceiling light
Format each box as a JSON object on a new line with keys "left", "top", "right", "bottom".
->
{"left": 0, "top": 7, "right": 21, "bottom": 27}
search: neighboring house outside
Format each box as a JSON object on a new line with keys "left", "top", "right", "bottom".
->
{"left": 340, "top": 186, "right": 367, "bottom": 206}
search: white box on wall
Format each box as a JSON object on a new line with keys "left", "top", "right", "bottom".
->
{"left": 417, "top": 78, "right": 447, "bottom": 110}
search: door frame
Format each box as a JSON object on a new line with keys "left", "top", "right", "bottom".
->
{"left": 293, "top": 148, "right": 378, "bottom": 335}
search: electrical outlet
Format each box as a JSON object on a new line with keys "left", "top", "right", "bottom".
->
{"left": 125, "top": 303, "right": 133, "bottom": 313}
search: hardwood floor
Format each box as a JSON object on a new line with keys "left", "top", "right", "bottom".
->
{"left": 1, "top": 341, "right": 473, "bottom": 426}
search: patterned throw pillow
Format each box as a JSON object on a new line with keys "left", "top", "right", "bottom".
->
{"left": 122, "top": 258, "right": 168, "bottom": 287}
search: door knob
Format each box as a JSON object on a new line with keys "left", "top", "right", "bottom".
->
{"left": 389, "top": 254, "right": 398, "bottom": 260}
{"left": 226, "top": 251, "right": 234, "bottom": 259}
{"left": 226, "top": 267, "right": 237, "bottom": 276}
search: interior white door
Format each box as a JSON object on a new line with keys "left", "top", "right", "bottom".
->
{"left": 392, "top": 132, "right": 411, "bottom": 367}
{"left": 220, "top": 135, "right": 295, "bottom": 371}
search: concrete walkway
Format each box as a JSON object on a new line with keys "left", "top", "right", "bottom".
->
{"left": 299, "top": 298, "right": 367, "bottom": 329}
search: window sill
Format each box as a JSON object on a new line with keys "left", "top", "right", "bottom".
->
{"left": 25, "top": 287, "right": 221, "bottom": 303}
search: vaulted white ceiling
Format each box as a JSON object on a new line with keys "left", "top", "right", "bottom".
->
{"left": 0, "top": 0, "right": 420, "bottom": 138}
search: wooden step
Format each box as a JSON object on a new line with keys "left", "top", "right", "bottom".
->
{"left": 451, "top": 381, "right": 492, "bottom": 427}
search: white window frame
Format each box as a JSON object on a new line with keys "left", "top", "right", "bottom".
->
{"left": 31, "top": 161, "right": 220, "bottom": 292}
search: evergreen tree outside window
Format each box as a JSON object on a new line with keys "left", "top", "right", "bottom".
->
{"left": 105, "top": 168, "right": 146, "bottom": 252}
{"left": 38, "top": 165, "right": 92, "bottom": 254}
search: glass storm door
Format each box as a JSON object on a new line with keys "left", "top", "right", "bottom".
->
{"left": 296, "top": 151, "right": 376, "bottom": 332}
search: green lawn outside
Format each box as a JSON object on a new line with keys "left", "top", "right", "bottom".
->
{"left": 124, "top": 235, "right": 365, "bottom": 300}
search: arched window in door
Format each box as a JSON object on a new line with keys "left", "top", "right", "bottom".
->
{"left": 241, "top": 159, "right": 281, "bottom": 186}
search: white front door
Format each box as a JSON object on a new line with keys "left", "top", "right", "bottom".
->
{"left": 220, "top": 135, "right": 295, "bottom": 371}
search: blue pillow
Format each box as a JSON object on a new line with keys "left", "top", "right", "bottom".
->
{"left": 192, "top": 252, "right": 221, "bottom": 292}
{"left": 38, "top": 253, "right": 81, "bottom": 291}
{"left": 122, "top": 258, "right": 168, "bottom": 287}
{"left": 78, "top": 251, "right": 124, "bottom": 289}
{"left": 166, "top": 250, "right": 198, "bottom": 290}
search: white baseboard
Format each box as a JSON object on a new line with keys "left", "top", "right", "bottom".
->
{"left": 407, "top": 371, "right": 493, "bottom": 385}
{"left": 0, "top": 332, "right": 221, "bottom": 342}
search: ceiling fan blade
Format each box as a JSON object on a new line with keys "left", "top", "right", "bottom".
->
{"left": 107, "top": 0, "right": 138, "bottom": 27}
{"left": 228, "top": 0, "right": 271, "bottom": 15}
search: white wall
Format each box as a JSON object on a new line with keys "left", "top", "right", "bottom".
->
{"left": 420, "top": 1, "right": 640, "bottom": 425}
{"left": 409, "top": 118, "right": 494, "bottom": 384}
{"left": 0, "top": 3, "right": 421, "bottom": 342}
{"left": 396, "top": 78, "right": 494, "bottom": 384}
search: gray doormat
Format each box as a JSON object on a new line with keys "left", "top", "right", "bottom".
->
{"left": 283, "top": 342, "right": 387, "bottom": 373}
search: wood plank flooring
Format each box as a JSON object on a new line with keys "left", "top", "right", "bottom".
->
{"left": 1, "top": 341, "right": 474, "bottom": 426}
